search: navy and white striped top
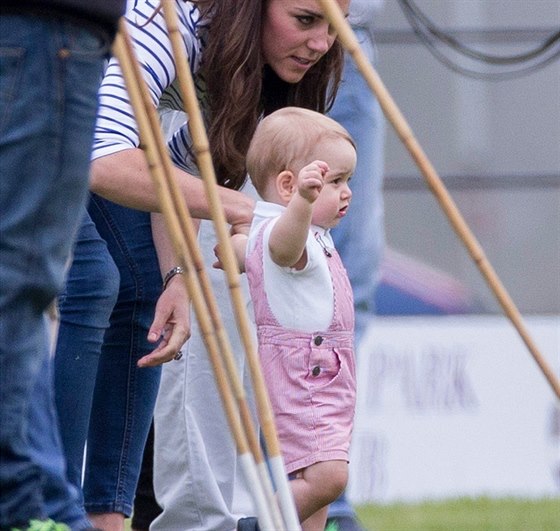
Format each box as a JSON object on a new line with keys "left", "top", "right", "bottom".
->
{"left": 93, "top": 0, "right": 204, "bottom": 173}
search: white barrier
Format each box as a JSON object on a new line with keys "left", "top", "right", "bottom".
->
{"left": 348, "top": 315, "right": 560, "bottom": 503}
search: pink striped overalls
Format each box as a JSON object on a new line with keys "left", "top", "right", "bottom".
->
{"left": 245, "top": 223, "right": 357, "bottom": 474}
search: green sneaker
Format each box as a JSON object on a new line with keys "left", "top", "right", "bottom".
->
{"left": 325, "top": 515, "right": 368, "bottom": 531}
{"left": 11, "top": 518, "right": 71, "bottom": 531}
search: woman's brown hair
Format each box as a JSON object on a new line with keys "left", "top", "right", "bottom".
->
{"left": 194, "top": 0, "right": 344, "bottom": 190}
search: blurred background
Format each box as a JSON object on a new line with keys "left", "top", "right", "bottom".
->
{"left": 348, "top": 0, "right": 560, "bottom": 506}
{"left": 371, "top": 0, "right": 559, "bottom": 316}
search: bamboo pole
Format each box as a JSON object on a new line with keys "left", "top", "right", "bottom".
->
{"left": 160, "top": 2, "right": 301, "bottom": 529}
{"left": 112, "top": 23, "right": 276, "bottom": 530}
{"left": 319, "top": 0, "right": 560, "bottom": 401}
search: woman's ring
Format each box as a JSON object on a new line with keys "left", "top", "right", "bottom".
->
{"left": 174, "top": 351, "right": 183, "bottom": 361}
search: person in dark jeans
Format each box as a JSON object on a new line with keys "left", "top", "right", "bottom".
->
{"left": 0, "top": 1, "right": 125, "bottom": 529}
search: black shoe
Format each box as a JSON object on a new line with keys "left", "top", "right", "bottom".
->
{"left": 325, "top": 515, "right": 367, "bottom": 531}
{"left": 236, "top": 517, "right": 260, "bottom": 531}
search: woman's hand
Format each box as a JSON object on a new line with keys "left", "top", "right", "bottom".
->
{"left": 137, "top": 275, "right": 191, "bottom": 367}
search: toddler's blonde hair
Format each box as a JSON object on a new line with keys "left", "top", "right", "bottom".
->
{"left": 246, "top": 107, "right": 355, "bottom": 197}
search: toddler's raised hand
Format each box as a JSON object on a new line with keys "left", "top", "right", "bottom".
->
{"left": 297, "top": 160, "right": 329, "bottom": 203}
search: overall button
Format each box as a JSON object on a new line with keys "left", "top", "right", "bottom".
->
{"left": 314, "top": 335, "right": 323, "bottom": 346}
{"left": 312, "top": 366, "right": 321, "bottom": 377}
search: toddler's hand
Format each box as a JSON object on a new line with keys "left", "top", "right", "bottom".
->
{"left": 297, "top": 160, "right": 329, "bottom": 203}
{"left": 213, "top": 233, "right": 248, "bottom": 273}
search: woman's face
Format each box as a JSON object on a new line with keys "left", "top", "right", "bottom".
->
{"left": 262, "top": 0, "right": 350, "bottom": 84}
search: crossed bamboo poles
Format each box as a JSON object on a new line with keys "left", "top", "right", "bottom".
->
{"left": 318, "top": 0, "right": 560, "bottom": 401}
{"left": 112, "top": 10, "right": 300, "bottom": 531}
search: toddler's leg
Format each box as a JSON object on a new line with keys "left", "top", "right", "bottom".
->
{"left": 290, "top": 460, "right": 348, "bottom": 525}
{"left": 301, "top": 505, "right": 329, "bottom": 531}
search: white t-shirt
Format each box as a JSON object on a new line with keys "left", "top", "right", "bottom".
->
{"left": 247, "top": 201, "right": 335, "bottom": 332}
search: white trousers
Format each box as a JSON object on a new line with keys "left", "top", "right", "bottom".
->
{"left": 152, "top": 211, "right": 258, "bottom": 531}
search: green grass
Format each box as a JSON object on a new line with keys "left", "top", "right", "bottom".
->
{"left": 125, "top": 497, "right": 559, "bottom": 530}
{"left": 355, "top": 497, "right": 560, "bottom": 531}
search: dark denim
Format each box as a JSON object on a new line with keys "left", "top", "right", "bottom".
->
{"left": 55, "top": 195, "right": 162, "bottom": 518}
{"left": 54, "top": 207, "right": 120, "bottom": 501}
{"left": 28, "top": 354, "right": 91, "bottom": 530}
{"left": 0, "top": 14, "right": 108, "bottom": 529}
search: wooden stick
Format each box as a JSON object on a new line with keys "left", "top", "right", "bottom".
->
{"left": 319, "top": 0, "right": 560, "bottom": 401}
{"left": 112, "top": 23, "right": 276, "bottom": 530}
{"left": 160, "top": 2, "right": 300, "bottom": 528}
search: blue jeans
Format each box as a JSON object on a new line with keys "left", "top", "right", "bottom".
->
{"left": 55, "top": 195, "right": 162, "bottom": 518}
{"left": 54, "top": 207, "right": 120, "bottom": 503}
{"left": 0, "top": 14, "right": 108, "bottom": 528}
{"left": 328, "top": 34, "right": 386, "bottom": 521}
{"left": 28, "top": 354, "right": 91, "bottom": 530}
{"left": 330, "top": 44, "right": 386, "bottom": 345}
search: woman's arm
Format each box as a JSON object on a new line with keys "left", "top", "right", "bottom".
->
{"left": 91, "top": 7, "right": 254, "bottom": 228}
{"left": 136, "top": 212, "right": 198, "bottom": 367}
{"left": 90, "top": 148, "right": 255, "bottom": 230}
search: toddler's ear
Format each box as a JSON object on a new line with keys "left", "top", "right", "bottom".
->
{"left": 276, "top": 170, "right": 296, "bottom": 202}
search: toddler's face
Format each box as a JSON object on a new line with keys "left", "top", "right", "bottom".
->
{"left": 310, "top": 137, "right": 355, "bottom": 229}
